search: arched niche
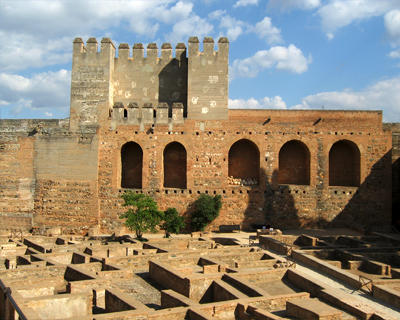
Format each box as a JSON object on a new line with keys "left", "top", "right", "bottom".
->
{"left": 329, "top": 140, "right": 360, "bottom": 187}
{"left": 164, "top": 142, "right": 187, "bottom": 189}
{"left": 278, "top": 140, "right": 310, "bottom": 185}
{"left": 228, "top": 139, "right": 260, "bottom": 186}
{"left": 121, "top": 142, "right": 143, "bottom": 188}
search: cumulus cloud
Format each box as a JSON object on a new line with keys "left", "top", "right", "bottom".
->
{"left": 267, "top": 0, "right": 321, "bottom": 11}
{"left": 165, "top": 15, "right": 214, "bottom": 44}
{"left": 384, "top": 9, "right": 400, "bottom": 49}
{"left": 229, "top": 96, "right": 287, "bottom": 109}
{"left": 0, "top": 0, "right": 194, "bottom": 71}
{"left": 389, "top": 49, "right": 400, "bottom": 59}
{"left": 317, "top": 0, "right": 400, "bottom": 37}
{"left": 230, "top": 44, "right": 311, "bottom": 80}
{"left": 0, "top": 70, "right": 71, "bottom": 117}
{"left": 292, "top": 75, "right": 400, "bottom": 122}
{"left": 218, "top": 15, "right": 246, "bottom": 41}
{"left": 233, "top": 0, "right": 259, "bottom": 9}
{"left": 0, "top": 32, "right": 72, "bottom": 71}
{"left": 253, "top": 17, "right": 282, "bottom": 45}
{"left": 209, "top": 12, "right": 281, "bottom": 44}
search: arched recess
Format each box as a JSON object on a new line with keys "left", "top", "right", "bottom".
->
{"left": 228, "top": 139, "right": 260, "bottom": 185}
{"left": 164, "top": 142, "right": 187, "bottom": 189}
{"left": 329, "top": 140, "right": 360, "bottom": 187}
{"left": 121, "top": 142, "right": 143, "bottom": 188}
{"left": 278, "top": 140, "right": 310, "bottom": 185}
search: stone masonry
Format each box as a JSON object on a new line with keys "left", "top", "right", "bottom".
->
{"left": 0, "top": 36, "right": 398, "bottom": 234}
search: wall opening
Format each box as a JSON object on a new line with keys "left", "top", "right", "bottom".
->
{"left": 121, "top": 142, "right": 143, "bottom": 188}
{"left": 278, "top": 140, "right": 310, "bottom": 185}
{"left": 164, "top": 142, "right": 187, "bottom": 189}
{"left": 329, "top": 140, "right": 360, "bottom": 187}
{"left": 228, "top": 139, "right": 260, "bottom": 185}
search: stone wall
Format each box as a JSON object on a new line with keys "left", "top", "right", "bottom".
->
{"left": 98, "top": 109, "right": 392, "bottom": 232}
{"left": 0, "top": 36, "right": 397, "bottom": 234}
{"left": 383, "top": 123, "right": 400, "bottom": 225}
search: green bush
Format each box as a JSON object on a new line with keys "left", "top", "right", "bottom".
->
{"left": 191, "top": 194, "right": 222, "bottom": 231}
{"left": 161, "top": 208, "right": 186, "bottom": 237}
{"left": 119, "top": 192, "right": 164, "bottom": 239}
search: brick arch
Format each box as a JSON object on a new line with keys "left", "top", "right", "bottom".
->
{"left": 329, "top": 140, "right": 360, "bottom": 187}
{"left": 164, "top": 142, "right": 187, "bottom": 189}
{"left": 228, "top": 139, "right": 260, "bottom": 185}
{"left": 121, "top": 142, "right": 143, "bottom": 188}
{"left": 278, "top": 140, "right": 310, "bottom": 185}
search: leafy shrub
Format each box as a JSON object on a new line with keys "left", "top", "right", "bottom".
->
{"left": 161, "top": 208, "right": 186, "bottom": 237}
{"left": 191, "top": 194, "right": 222, "bottom": 231}
{"left": 119, "top": 192, "right": 164, "bottom": 239}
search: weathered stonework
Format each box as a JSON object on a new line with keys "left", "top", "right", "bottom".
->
{"left": 0, "top": 37, "right": 398, "bottom": 234}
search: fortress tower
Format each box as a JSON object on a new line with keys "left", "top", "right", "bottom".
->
{"left": 70, "top": 36, "right": 229, "bottom": 131}
{"left": 0, "top": 36, "right": 397, "bottom": 235}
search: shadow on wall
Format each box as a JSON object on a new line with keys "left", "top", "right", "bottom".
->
{"left": 158, "top": 53, "right": 188, "bottom": 117}
{"left": 392, "top": 157, "right": 400, "bottom": 229}
{"left": 324, "top": 151, "right": 392, "bottom": 230}
{"left": 241, "top": 168, "right": 299, "bottom": 231}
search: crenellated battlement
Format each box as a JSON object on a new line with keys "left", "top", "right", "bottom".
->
{"left": 117, "top": 42, "right": 187, "bottom": 65}
{"left": 72, "top": 37, "right": 116, "bottom": 58}
{"left": 110, "top": 101, "right": 184, "bottom": 128}
{"left": 73, "top": 36, "right": 229, "bottom": 63}
{"left": 188, "top": 36, "right": 229, "bottom": 62}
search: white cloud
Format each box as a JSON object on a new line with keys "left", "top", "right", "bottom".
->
{"left": 317, "top": 0, "right": 400, "bottom": 36}
{"left": 218, "top": 15, "right": 245, "bottom": 41}
{"left": 0, "top": 70, "right": 71, "bottom": 117}
{"left": 154, "top": 1, "right": 193, "bottom": 24}
{"left": 253, "top": 17, "right": 282, "bottom": 45}
{"left": 0, "top": 0, "right": 196, "bottom": 71}
{"left": 166, "top": 15, "right": 214, "bottom": 44}
{"left": 233, "top": 0, "right": 259, "bottom": 9}
{"left": 291, "top": 75, "right": 400, "bottom": 122}
{"left": 230, "top": 44, "right": 310, "bottom": 80}
{"left": 209, "top": 12, "right": 282, "bottom": 44}
{"left": 384, "top": 9, "right": 400, "bottom": 48}
{"left": 0, "top": 32, "right": 72, "bottom": 71}
{"left": 268, "top": 0, "right": 321, "bottom": 11}
{"left": 389, "top": 49, "right": 400, "bottom": 58}
{"left": 229, "top": 96, "right": 287, "bottom": 109}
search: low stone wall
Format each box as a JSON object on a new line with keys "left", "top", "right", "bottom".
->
{"left": 291, "top": 250, "right": 360, "bottom": 288}
{"left": 222, "top": 274, "right": 268, "bottom": 297}
{"left": 161, "top": 289, "right": 200, "bottom": 308}
{"left": 21, "top": 292, "right": 93, "bottom": 319}
{"left": 372, "top": 284, "right": 400, "bottom": 307}
{"left": 149, "top": 260, "right": 189, "bottom": 297}
{"left": 105, "top": 288, "right": 150, "bottom": 313}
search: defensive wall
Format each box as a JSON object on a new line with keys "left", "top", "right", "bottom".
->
{"left": 0, "top": 36, "right": 399, "bottom": 234}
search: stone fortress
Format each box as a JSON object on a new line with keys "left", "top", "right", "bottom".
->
{"left": 1, "top": 36, "right": 400, "bottom": 320}
{"left": 1, "top": 36, "right": 399, "bottom": 235}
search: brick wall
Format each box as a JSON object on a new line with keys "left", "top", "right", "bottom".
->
{"left": 96, "top": 109, "right": 392, "bottom": 232}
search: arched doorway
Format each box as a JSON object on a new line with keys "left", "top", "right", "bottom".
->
{"left": 164, "top": 142, "right": 187, "bottom": 188}
{"left": 278, "top": 140, "right": 310, "bottom": 185}
{"left": 121, "top": 142, "right": 143, "bottom": 188}
{"left": 329, "top": 140, "right": 360, "bottom": 187}
{"left": 228, "top": 139, "right": 260, "bottom": 185}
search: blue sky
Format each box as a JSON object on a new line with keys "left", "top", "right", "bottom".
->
{"left": 1, "top": 0, "right": 400, "bottom": 121}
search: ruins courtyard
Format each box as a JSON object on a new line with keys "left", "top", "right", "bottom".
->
{"left": 1, "top": 228, "right": 400, "bottom": 319}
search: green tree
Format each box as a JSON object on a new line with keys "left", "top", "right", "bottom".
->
{"left": 119, "top": 192, "right": 164, "bottom": 240}
{"left": 161, "top": 208, "right": 186, "bottom": 238}
{"left": 191, "top": 194, "right": 222, "bottom": 231}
